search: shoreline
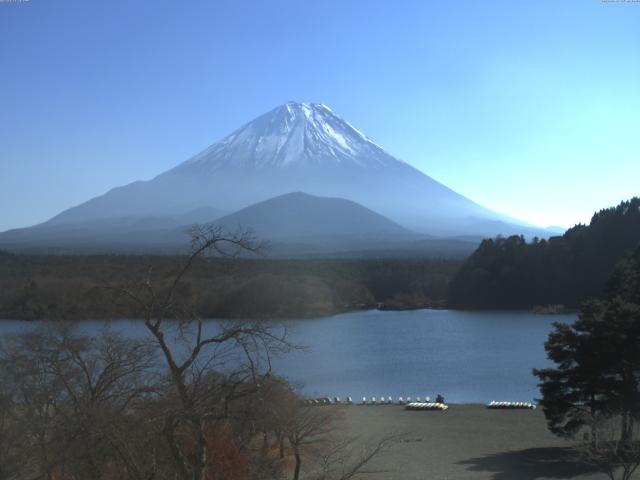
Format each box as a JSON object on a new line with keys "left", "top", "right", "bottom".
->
{"left": 0, "top": 305, "right": 578, "bottom": 322}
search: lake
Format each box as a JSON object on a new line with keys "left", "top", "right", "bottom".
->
{"left": 0, "top": 309, "right": 575, "bottom": 403}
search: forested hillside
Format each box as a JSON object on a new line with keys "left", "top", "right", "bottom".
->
{"left": 0, "top": 253, "right": 458, "bottom": 320}
{"left": 448, "top": 198, "right": 640, "bottom": 309}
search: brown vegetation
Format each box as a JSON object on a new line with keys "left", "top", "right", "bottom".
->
{"left": 0, "top": 250, "right": 458, "bottom": 321}
{"left": 0, "top": 226, "right": 400, "bottom": 480}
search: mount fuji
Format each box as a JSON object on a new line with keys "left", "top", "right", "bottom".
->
{"left": 0, "top": 102, "right": 551, "bottom": 254}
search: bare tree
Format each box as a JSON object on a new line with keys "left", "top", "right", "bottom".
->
{"left": 0, "top": 378, "right": 20, "bottom": 480}
{"left": 580, "top": 414, "right": 640, "bottom": 480}
{"left": 0, "top": 224, "right": 401, "bottom": 480}
{"left": 285, "top": 405, "right": 336, "bottom": 480}
{"left": 0, "top": 323, "right": 160, "bottom": 480}
{"left": 109, "top": 225, "right": 294, "bottom": 480}
{"left": 282, "top": 401, "right": 401, "bottom": 480}
{"left": 310, "top": 434, "right": 399, "bottom": 480}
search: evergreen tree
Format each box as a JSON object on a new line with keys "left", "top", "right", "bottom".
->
{"left": 534, "top": 248, "right": 640, "bottom": 479}
{"left": 449, "top": 197, "right": 640, "bottom": 309}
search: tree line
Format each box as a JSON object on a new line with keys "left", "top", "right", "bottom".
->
{"left": 0, "top": 250, "right": 458, "bottom": 321}
{"left": 449, "top": 198, "right": 640, "bottom": 309}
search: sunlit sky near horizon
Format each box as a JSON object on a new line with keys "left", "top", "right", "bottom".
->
{"left": 1, "top": 0, "right": 639, "bottom": 232}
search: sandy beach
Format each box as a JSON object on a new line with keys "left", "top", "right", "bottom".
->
{"left": 337, "top": 404, "right": 618, "bottom": 480}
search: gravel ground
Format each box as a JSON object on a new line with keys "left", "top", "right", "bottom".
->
{"left": 336, "top": 404, "right": 623, "bottom": 480}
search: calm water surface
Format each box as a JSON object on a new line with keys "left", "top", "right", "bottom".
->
{"left": 0, "top": 309, "right": 575, "bottom": 403}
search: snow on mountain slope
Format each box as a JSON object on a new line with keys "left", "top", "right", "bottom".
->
{"left": 178, "top": 102, "right": 397, "bottom": 170}
{"left": 22, "top": 101, "right": 546, "bottom": 238}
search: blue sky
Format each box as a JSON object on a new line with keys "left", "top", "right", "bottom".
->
{"left": 1, "top": 0, "right": 639, "bottom": 231}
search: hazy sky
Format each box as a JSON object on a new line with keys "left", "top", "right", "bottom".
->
{"left": 1, "top": 0, "right": 639, "bottom": 231}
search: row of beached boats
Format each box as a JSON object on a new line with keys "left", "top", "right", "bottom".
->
{"left": 486, "top": 401, "right": 536, "bottom": 409}
{"left": 300, "top": 397, "right": 353, "bottom": 406}
{"left": 300, "top": 397, "right": 538, "bottom": 410}
{"left": 301, "top": 396, "right": 437, "bottom": 406}
{"left": 405, "top": 402, "right": 449, "bottom": 411}
{"left": 359, "top": 396, "right": 437, "bottom": 405}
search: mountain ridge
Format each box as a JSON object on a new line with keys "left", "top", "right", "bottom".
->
{"left": 2, "top": 101, "right": 556, "bottom": 252}
{"left": 211, "top": 191, "right": 416, "bottom": 240}
{"left": 0, "top": 192, "right": 481, "bottom": 258}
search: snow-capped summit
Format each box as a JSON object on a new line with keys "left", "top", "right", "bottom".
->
{"left": 177, "top": 101, "right": 400, "bottom": 171}
{"left": 24, "top": 101, "right": 545, "bottom": 239}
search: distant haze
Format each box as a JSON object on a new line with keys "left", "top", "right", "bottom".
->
{"left": 0, "top": 102, "right": 557, "bottom": 255}
{"left": 1, "top": 1, "right": 639, "bottom": 231}
{"left": 44, "top": 102, "right": 527, "bottom": 235}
